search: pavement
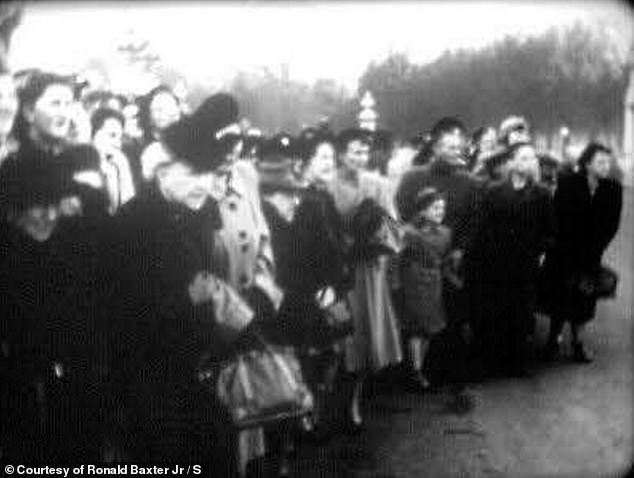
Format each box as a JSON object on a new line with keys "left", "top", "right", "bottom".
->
{"left": 285, "top": 187, "right": 633, "bottom": 478}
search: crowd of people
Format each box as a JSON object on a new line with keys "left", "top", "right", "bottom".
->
{"left": 0, "top": 66, "right": 624, "bottom": 476}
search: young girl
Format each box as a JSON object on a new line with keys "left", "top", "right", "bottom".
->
{"left": 398, "top": 187, "right": 461, "bottom": 391}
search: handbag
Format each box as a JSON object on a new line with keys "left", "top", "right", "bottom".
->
{"left": 575, "top": 265, "right": 618, "bottom": 299}
{"left": 212, "top": 342, "right": 314, "bottom": 425}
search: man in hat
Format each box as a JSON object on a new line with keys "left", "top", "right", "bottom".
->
{"left": 395, "top": 116, "right": 482, "bottom": 413}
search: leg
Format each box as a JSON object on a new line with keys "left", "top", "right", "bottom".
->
{"left": 571, "top": 322, "right": 593, "bottom": 363}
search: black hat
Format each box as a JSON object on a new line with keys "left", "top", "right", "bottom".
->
{"left": 162, "top": 92, "right": 241, "bottom": 173}
{"left": 295, "top": 128, "right": 336, "bottom": 162}
{"left": 413, "top": 187, "right": 445, "bottom": 214}
{"left": 257, "top": 149, "right": 302, "bottom": 195}
{"left": 260, "top": 132, "right": 295, "bottom": 159}
{"left": 336, "top": 127, "right": 372, "bottom": 153}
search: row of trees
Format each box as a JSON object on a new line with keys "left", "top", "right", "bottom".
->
{"left": 39, "top": 19, "right": 631, "bottom": 144}
{"left": 359, "top": 22, "right": 629, "bottom": 142}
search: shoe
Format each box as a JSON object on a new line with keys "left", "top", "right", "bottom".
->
{"left": 573, "top": 343, "right": 594, "bottom": 363}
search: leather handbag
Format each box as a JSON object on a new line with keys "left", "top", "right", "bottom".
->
{"left": 213, "top": 344, "right": 314, "bottom": 425}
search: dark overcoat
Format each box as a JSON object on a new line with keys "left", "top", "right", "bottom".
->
{"left": 542, "top": 172, "right": 623, "bottom": 323}
{"left": 100, "top": 188, "right": 232, "bottom": 465}
{"left": 468, "top": 180, "right": 556, "bottom": 368}
{"left": 265, "top": 187, "right": 351, "bottom": 348}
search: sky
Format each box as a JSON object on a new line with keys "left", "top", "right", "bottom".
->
{"left": 8, "top": 1, "right": 634, "bottom": 92}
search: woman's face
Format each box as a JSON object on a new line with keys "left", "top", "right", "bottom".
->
{"left": 305, "top": 142, "right": 336, "bottom": 185}
{"left": 94, "top": 117, "right": 124, "bottom": 152}
{"left": 588, "top": 151, "right": 612, "bottom": 179}
{"left": 479, "top": 128, "right": 498, "bottom": 154}
{"left": 149, "top": 91, "right": 181, "bottom": 131}
{"left": 509, "top": 144, "right": 539, "bottom": 180}
{"left": 433, "top": 130, "right": 466, "bottom": 164}
{"left": 0, "top": 74, "right": 18, "bottom": 137}
{"left": 26, "top": 83, "right": 75, "bottom": 141}
{"left": 342, "top": 139, "right": 370, "bottom": 171}
{"left": 16, "top": 204, "right": 60, "bottom": 242}
{"left": 421, "top": 199, "right": 446, "bottom": 225}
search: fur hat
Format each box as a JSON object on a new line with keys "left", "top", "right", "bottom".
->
{"left": 162, "top": 92, "right": 241, "bottom": 173}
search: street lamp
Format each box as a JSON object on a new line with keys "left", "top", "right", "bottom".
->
{"left": 358, "top": 91, "right": 378, "bottom": 132}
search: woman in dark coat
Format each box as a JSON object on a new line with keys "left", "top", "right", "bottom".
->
{"left": 263, "top": 132, "right": 352, "bottom": 438}
{"left": 469, "top": 142, "right": 556, "bottom": 376}
{"left": 542, "top": 142, "right": 623, "bottom": 362}
{"left": 0, "top": 153, "right": 108, "bottom": 462}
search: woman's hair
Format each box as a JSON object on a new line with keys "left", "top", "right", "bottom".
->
{"left": 298, "top": 132, "right": 336, "bottom": 166}
{"left": 12, "top": 71, "right": 75, "bottom": 144}
{"left": 577, "top": 142, "right": 612, "bottom": 174}
{"left": 136, "top": 84, "right": 180, "bottom": 142}
{"left": 90, "top": 107, "right": 125, "bottom": 138}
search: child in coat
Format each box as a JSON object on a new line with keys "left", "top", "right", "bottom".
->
{"left": 398, "top": 187, "right": 462, "bottom": 391}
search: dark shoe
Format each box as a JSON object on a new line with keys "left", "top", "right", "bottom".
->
{"left": 573, "top": 343, "right": 594, "bottom": 363}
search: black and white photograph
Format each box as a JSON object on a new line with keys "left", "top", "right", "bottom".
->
{"left": 0, "top": 1, "right": 632, "bottom": 476}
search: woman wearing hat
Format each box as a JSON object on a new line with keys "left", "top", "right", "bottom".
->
{"left": 264, "top": 131, "right": 353, "bottom": 440}
{"left": 468, "top": 142, "right": 556, "bottom": 377}
{"left": 541, "top": 142, "right": 623, "bottom": 362}
{"left": 0, "top": 153, "right": 111, "bottom": 461}
{"left": 328, "top": 127, "right": 402, "bottom": 432}
{"left": 102, "top": 93, "right": 279, "bottom": 473}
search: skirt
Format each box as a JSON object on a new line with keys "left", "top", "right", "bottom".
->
{"left": 344, "top": 255, "right": 403, "bottom": 372}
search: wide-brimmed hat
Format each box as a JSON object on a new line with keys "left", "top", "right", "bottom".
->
{"left": 162, "top": 92, "right": 241, "bottom": 173}
{"left": 258, "top": 134, "right": 303, "bottom": 194}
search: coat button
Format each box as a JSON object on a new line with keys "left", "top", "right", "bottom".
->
{"left": 240, "top": 275, "right": 249, "bottom": 285}
{"left": 228, "top": 201, "right": 238, "bottom": 211}
{"left": 241, "top": 244, "right": 249, "bottom": 253}
{"left": 238, "top": 231, "right": 247, "bottom": 239}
